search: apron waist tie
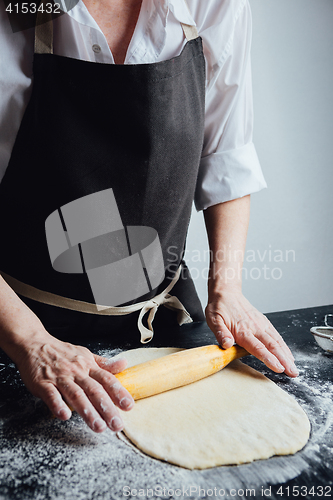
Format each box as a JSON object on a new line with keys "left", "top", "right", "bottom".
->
{"left": 0, "top": 266, "right": 193, "bottom": 343}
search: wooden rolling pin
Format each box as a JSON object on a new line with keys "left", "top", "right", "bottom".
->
{"left": 115, "top": 345, "right": 248, "bottom": 400}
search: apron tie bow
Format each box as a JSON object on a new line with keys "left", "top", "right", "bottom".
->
{"left": 0, "top": 265, "right": 193, "bottom": 344}
{"left": 138, "top": 283, "right": 193, "bottom": 343}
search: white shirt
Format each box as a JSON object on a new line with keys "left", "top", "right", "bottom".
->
{"left": 0, "top": 0, "right": 267, "bottom": 210}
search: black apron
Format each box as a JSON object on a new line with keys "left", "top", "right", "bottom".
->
{"left": 0, "top": 13, "right": 206, "bottom": 342}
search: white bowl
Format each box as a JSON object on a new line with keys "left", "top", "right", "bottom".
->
{"left": 310, "top": 326, "right": 333, "bottom": 353}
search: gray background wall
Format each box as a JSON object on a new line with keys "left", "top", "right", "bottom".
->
{"left": 187, "top": 0, "right": 333, "bottom": 314}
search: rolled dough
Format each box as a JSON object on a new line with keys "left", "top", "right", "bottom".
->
{"left": 116, "top": 348, "right": 310, "bottom": 470}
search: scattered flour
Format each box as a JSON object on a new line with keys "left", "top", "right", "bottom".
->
{"left": 0, "top": 345, "right": 332, "bottom": 500}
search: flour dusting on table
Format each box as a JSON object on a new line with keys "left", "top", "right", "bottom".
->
{"left": 0, "top": 343, "right": 332, "bottom": 499}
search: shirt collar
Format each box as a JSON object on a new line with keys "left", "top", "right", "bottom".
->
{"left": 168, "top": 0, "right": 197, "bottom": 27}
{"left": 62, "top": 0, "right": 196, "bottom": 64}
{"left": 65, "top": 0, "right": 101, "bottom": 30}
{"left": 65, "top": 0, "right": 196, "bottom": 28}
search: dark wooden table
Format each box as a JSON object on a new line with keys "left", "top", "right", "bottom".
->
{"left": 0, "top": 305, "right": 332, "bottom": 499}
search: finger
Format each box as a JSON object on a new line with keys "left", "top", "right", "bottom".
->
{"left": 206, "top": 313, "right": 235, "bottom": 349}
{"left": 259, "top": 323, "right": 298, "bottom": 376}
{"left": 255, "top": 329, "right": 299, "bottom": 378}
{"left": 216, "top": 324, "right": 234, "bottom": 349}
{"left": 76, "top": 375, "right": 125, "bottom": 431}
{"left": 90, "top": 368, "right": 134, "bottom": 411}
{"left": 59, "top": 379, "right": 107, "bottom": 433}
{"left": 236, "top": 331, "right": 286, "bottom": 374}
{"left": 39, "top": 383, "right": 72, "bottom": 420}
{"left": 93, "top": 354, "right": 128, "bottom": 374}
{"left": 241, "top": 313, "right": 297, "bottom": 375}
{"left": 262, "top": 320, "right": 295, "bottom": 362}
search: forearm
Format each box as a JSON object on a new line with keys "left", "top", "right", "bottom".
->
{"left": 203, "top": 195, "right": 298, "bottom": 377}
{"left": 0, "top": 275, "right": 134, "bottom": 431}
{"left": 0, "top": 275, "right": 50, "bottom": 362}
{"left": 204, "top": 195, "right": 250, "bottom": 295}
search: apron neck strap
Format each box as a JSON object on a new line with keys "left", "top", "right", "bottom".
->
{"left": 181, "top": 0, "right": 198, "bottom": 41}
{"left": 34, "top": 3, "right": 53, "bottom": 54}
{"left": 181, "top": 23, "right": 198, "bottom": 41}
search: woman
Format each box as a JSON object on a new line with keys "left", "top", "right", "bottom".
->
{"left": 0, "top": 0, "right": 298, "bottom": 434}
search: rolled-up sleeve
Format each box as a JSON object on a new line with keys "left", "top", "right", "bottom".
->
{"left": 195, "top": 0, "right": 267, "bottom": 211}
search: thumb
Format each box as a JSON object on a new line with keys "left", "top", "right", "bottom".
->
{"left": 93, "top": 354, "right": 128, "bottom": 374}
{"left": 206, "top": 312, "right": 235, "bottom": 349}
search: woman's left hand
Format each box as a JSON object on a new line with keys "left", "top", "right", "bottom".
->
{"left": 205, "top": 290, "right": 299, "bottom": 377}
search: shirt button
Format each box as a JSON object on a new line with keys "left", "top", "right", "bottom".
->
{"left": 92, "top": 44, "right": 101, "bottom": 54}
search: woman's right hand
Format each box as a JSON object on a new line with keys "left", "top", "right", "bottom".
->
{"left": 0, "top": 276, "right": 133, "bottom": 432}
{"left": 13, "top": 331, "right": 134, "bottom": 432}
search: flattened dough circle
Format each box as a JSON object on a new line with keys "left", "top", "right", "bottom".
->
{"left": 117, "top": 348, "right": 310, "bottom": 470}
